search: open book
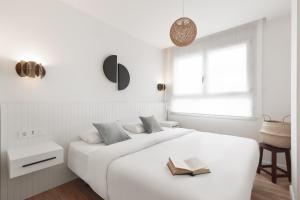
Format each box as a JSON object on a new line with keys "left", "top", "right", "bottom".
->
{"left": 167, "top": 156, "right": 210, "bottom": 176}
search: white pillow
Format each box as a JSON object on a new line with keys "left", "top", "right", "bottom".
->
{"left": 123, "top": 123, "right": 145, "bottom": 134}
{"left": 80, "top": 129, "right": 103, "bottom": 144}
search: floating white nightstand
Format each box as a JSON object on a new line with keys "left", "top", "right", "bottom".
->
{"left": 7, "top": 141, "right": 64, "bottom": 179}
{"left": 160, "top": 121, "right": 180, "bottom": 128}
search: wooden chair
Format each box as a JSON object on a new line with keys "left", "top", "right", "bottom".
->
{"left": 257, "top": 143, "right": 291, "bottom": 183}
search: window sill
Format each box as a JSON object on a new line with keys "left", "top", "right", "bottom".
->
{"left": 169, "top": 112, "right": 259, "bottom": 121}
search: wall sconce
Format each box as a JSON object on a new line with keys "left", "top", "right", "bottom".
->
{"left": 157, "top": 83, "right": 168, "bottom": 120}
{"left": 16, "top": 61, "right": 46, "bottom": 79}
{"left": 157, "top": 83, "right": 166, "bottom": 91}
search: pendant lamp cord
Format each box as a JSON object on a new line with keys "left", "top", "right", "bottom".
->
{"left": 182, "top": 0, "right": 185, "bottom": 17}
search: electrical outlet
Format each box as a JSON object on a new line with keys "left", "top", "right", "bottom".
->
{"left": 19, "top": 131, "right": 28, "bottom": 138}
{"left": 29, "top": 129, "right": 38, "bottom": 137}
{"left": 19, "top": 129, "right": 42, "bottom": 139}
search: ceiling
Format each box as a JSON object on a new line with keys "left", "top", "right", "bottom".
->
{"left": 59, "top": 0, "right": 290, "bottom": 49}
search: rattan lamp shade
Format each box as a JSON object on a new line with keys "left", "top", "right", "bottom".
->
{"left": 16, "top": 61, "right": 46, "bottom": 79}
{"left": 170, "top": 17, "right": 197, "bottom": 47}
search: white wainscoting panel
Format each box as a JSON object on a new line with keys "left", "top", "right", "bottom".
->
{"left": 0, "top": 102, "right": 165, "bottom": 200}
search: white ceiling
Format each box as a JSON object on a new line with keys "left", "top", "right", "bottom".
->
{"left": 59, "top": 0, "right": 290, "bottom": 49}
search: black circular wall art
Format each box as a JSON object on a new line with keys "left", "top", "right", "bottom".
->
{"left": 103, "top": 55, "right": 117, "bottom": 83}
{"left": 103, "top": 55, "right": 130, "bottom": 90}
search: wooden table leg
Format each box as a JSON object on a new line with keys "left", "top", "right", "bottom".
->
{"left": 285, "top": 150, "right": 291, "bottom": 182}
{"left": 272, "top": 151, "right": 277, "bottom": 183}
{"left": 257, "top": 146, "right": 263, "bottom": 174}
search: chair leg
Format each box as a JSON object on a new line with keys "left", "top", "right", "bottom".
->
{"left": 271, "top": 152, "right": 277, "bottom": 184}
{"left": 285, "top": 150, "right": 291, "bottom": 182}
{"left": 257, "top": 146, "right": 263, "bottom": 174}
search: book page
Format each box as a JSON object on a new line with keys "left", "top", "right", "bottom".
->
{"left": 184, "top": 157, "right": 207, "bottom": 171}
{"left": 169, "top": 156, "right": 191, "bottom": 171}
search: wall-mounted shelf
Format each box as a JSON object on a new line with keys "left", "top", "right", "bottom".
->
{"left": 7, "top": 141, "right": 64, "bottom": 179}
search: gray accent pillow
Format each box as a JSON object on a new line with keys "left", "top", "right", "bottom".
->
{"left": 93, "top": 122, "right": 131, "bottom": 145}
{"left": 139, "top": 116, "right": 163, "bottom": 133}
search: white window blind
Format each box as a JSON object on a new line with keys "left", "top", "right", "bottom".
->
{"left": 169, "top": 21, "right": 262, "bottom": 118}
{"left": 206, "top": 43, "right": 249, "bottom": 94}
{"left": 173, "top": 54, "right": 204, "bottom": 95}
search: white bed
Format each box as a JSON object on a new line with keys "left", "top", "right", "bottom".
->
{"left": 68, "top": 128, "right": 259, "bottom": 200}
{"left": 68, "top": 141, "right": 104, "bottom": 182}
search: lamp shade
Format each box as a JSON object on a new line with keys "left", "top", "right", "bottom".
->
{"left": 16, "top": 61, "right": 46, "bottom": 79}
{"left": 157, "top": 83, "right": 166, "bottom": 91}
{"left": 170, "top": 17, "right": 197, "bottom": 47}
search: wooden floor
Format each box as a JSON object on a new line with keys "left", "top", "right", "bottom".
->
{"left": 252, "top": 172, "right": 290, "bottom": 200}
{"left": 27, "top": 172, "right": 290, "bottom": 200}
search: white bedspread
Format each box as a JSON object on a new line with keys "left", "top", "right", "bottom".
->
{"left": 84, "top": 129, "right": 259, "bottom": 200}
{"left": 68, "top": 141, "right": 105, "bottom": 182}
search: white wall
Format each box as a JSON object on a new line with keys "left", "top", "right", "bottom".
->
{"left": 263, "top": 16, "right": 291, "bottom": 119}
{"left": 168, "top": 15, "right": 291, "bottom": 164}
{"left": 0, "top": 0, "right": 164, "bottom": 103}
{"left": 291, "top": 0, "right": 300, "bottom": 199}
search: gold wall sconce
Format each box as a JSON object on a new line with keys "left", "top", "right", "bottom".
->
{"left": 16, "top": 61, "right": 46, "bottom": 79}
{"left": 157, "top": 83, "right": 166, "bottom": 91}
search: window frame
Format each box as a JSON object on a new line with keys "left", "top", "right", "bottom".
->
{"left": 169, "top": 40, "right": 260, "bottom": 119}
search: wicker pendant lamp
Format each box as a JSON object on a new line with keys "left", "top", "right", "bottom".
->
{"left": 170, "top": 0, "right": 197, "bottom": 47}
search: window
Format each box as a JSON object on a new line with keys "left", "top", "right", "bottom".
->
{"left": 170, "top": 42, "right": 256, "bottom": 118}
{"left": 173, "top": 54, "right": 204, "bottom": 95}
{"left": 206, "top": 44, "right": 249, "bottom": 94}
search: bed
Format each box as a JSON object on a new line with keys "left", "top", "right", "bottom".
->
{"left": 68, "top": 128, "right": 259, "bottom": 200}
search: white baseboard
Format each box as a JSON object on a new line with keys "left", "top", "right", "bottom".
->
{"left": 290, "top": 185, "right": 295, "bottom": 200}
